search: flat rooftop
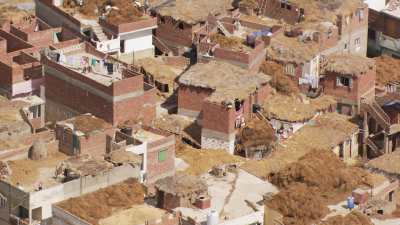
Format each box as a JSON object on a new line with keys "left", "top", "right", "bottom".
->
{"left": 59, "top": 0, "right": 149, "bottom": 26}
{"left": 132, "top": 129, "right": 165, "bottom": 143}
{"left": 47, "top": 43, "right": 128, "bottom": 86}
{"left": 179, "top": 61, "right": 270, "bottom": 104}
{"left": 173, "top": 169, "right": 278, "bottom": 223}
{"left": 148, "top": 0, "right": 233, "bottom": 25}
{"left": 6, "top": 152, "right": 69, "bottom": 192}
{"left": 57, "top": 114, "right": 111, "bottom": 136}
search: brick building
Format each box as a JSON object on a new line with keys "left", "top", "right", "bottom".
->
{"left": 196, "top": 14, "right": 281, "bottom": 72}
{"left": 178, "top": 61, "right": 271, "bottom": 153}
{"left": 55, "top": 114, "right": 113, "bottom": 158}
{"left": 0, "top": 16, "right": 80, "bottom": 99}
{"left": 149, "top": 0, "right": 234, "bottom": 56}
{"left": 35, "top": 0, "right": 157, "bottom": 63}
{"left": 41, "top": 42, "right": 157, "bottom": 125}
{"left": 254, "top": 0, "right": 369, "bottom": 91}
{"left": 110, "top": 125, "right": 176, "bottom": 183}
{"left": 367, "top": 0, "right": 400, "bottom": 57}
{"left": 322, "top": 54, "right": 376, "bottom": 116}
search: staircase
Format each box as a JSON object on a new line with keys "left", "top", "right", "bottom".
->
{"left": 153, "top": 36, "right": 173, "bottom": 55}
{"left": 362, "top": 100, "right": 391, "bottom": 132}
{"left": 91, "top": 24, "right": 108, "bottom": 42}
{"left": 365, "top": 137, "right": 382, "bottom": 156}
{"left": 216, "top": 21, "right": 232, "bottom": 37}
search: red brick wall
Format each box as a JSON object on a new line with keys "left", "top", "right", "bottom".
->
{"left": 262, "top": 0, "right": 301, "bottom": 24}
{"left": 113, "top": 88, "right": 157, "bottom": 125}
{"left": 322, "top": 69, "right": 375, "bottom": 105}
{"left": 146, "top": 135, "right": 175, "bottom": 183}
{"left": 202, "top": 101, "right": 235, "bottom": 134}
{"left": 178, "top": 85, "right": 213, "bottom": 114}
{"left": 155, "top": 16, "right": 195, "bottom": 48}
{"left": 45, "top": 74, "right": 115, "bottom": 122}
{"left": 100, "top": 17, "right": 157, "bottom": 34}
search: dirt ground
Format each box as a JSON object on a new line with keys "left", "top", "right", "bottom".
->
{"left": 176, "top": 143, "right": 244, "bottom": 176}
{"left": 266, "top": 150, "right": 373, "bottom": 225}
{"left": 58, "top": 178, "right": 145, "bottom": 225}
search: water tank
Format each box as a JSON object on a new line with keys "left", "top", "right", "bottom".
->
{"left": 207, "top": 209, "right": 219, "bottom": 225}
{"left": 347, "top": 196, "right": 355, "bottom": 210}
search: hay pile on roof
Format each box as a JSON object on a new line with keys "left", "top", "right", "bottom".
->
{"left": 58, "top": 114, "right": 110, "bottom": 135}
{"left": 155, "top": 173, "right": 207, "bottom": 196}
{"left": 260, "top": 61, "right": 299, "bottom": 95}
{"left": 210, "top": 33, "right": 251, "bottom": 52}
{"left": 176, "top": 144, "right": 244, "bottom": 176}
{"left": 179, "top": 61, "right": 271, "bottom": 104}
{"left": 63, "top": 0, "right": 146, "bottom": 24}
{"left": 267, "top": 31, "right": 321, "bottom": 63}
{"left": 58, "top": 178, "right": 145, "bottom": 225}
{"left": 321, "top": 211, "right": 373, "bottom": 225}
{"left": 266, "top": 150, "right": 372, "bottom": 225}
{"left": 237, "top": 118, "right": 276, "bottom": 149}
{"left": 325, "top": 54, "right": 375, "bottom": 75}
{"left": 291, "top": 0, "right": 363, "bottom": 24}
{"left": 150, "top": 0, "right": 233, "bottom": 24}
{"left": 375, "top": 55, "right": 400, "bottom": 85}
{"left": 241, "top": 113, "right": 358, "bottom": 179}
{"left": 278, "top": 113, "right": 358, "bottom": 151}
{"left": 137, "top": 57, "right": 181, "bottom": 84}
{"left": 263, "top": 93, "right": 336, "bottom": 122}
{"left": 366, "top": 150, "right": 400, "bottom": 175}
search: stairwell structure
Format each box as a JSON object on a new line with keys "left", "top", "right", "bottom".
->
{"left": 361, "top": 93, "right": 400, "bottom": 158}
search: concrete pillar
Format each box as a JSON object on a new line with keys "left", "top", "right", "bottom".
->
{"left": 384, "top": 133, "right": 389, "bottom": 154}
{"left": 362, "top": 111, "right": 369, "bottom": 159}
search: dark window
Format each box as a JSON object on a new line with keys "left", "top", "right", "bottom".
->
{"left": 178, "top": 22, "right": 184, "bottom": 30}
{"left": 160, "top": 17, "right": 165, "bottom": 24}
{"left": 339, "top": 77, "right": 350, "bottom": 87}
{"left": 286, "top": 4, "right": 292, "bottom": 10}
{"left": 280, "top": 3, "right": 285, "bottom": 8}
{"left": 368, "top": 29, "right": 376, "bottom": 40}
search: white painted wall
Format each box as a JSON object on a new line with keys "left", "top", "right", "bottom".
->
{"left": 120, "top": 29, "right": 154, "bottom": 53}
{"left": 96, "top": 37, "right": 120, "bottom": 53}
{"left": 364, "top": 0, "right": 387, "bottom": 11}
{"left": 126, "top": 142, "right": 147, "bottom": 180}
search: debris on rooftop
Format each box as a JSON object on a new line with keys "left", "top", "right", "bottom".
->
{"left": 366, "top": 150, "right": 400, "bottom": 175}
{"left": 57, "top": 114, "right": 111, "bottom": 135}
{"left": 149, "top": 0, "right": 234, "bottom": 24}
{"left": 55, "top": 154, "right": 113, "bottom": 179}
{"left": 62, "top": 0, "right": 146, "bottom": 24}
